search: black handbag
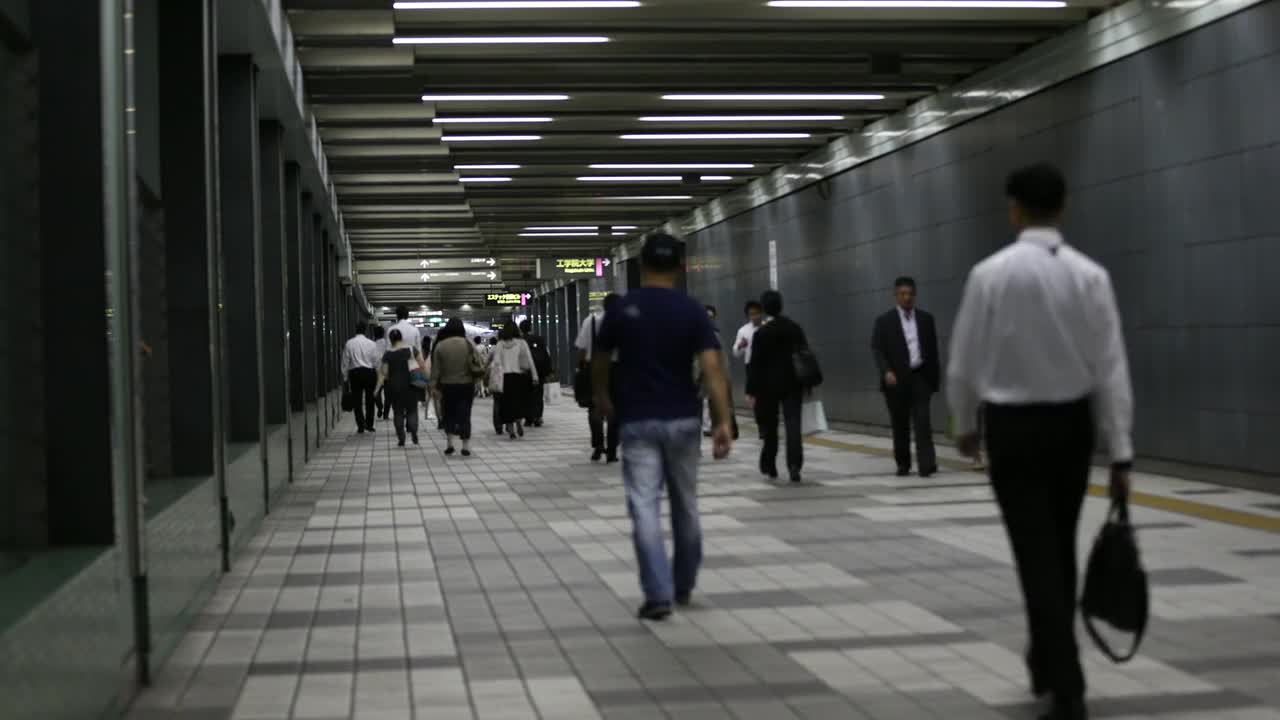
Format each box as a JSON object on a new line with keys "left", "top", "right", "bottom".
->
{"left": 1081, "top": 495, "right": 1149, "bottom": 663}
{"left": 792, "top": 345, "right": 824, "bottom": 389}
{"left": 340, "top": 382, "right": 354, "bottom": 412}
{"left": 574, "top": 316, "right": 597, "bottom": 408}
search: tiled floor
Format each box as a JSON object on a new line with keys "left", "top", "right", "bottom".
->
{"left": 127, "top": 398, "right": 1280, "bottom": 719}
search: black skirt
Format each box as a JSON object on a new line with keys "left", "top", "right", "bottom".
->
{"left": 500, "top": 373, "right": 532, "bottom": 423}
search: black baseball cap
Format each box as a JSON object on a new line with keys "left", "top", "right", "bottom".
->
{"left": 641, "top": 232, "right": 685, "bottom": 272}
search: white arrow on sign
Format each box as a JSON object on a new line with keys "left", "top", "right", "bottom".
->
{"left": 487, "top": 271, "right": 497, "bottom": 280}
{"left": 419, "top": 259, "right": 432, "bottom": 268}
{"left": 602, "top": 259, "right": 612, "bottom": 267}
{"left": 421, "top": 273, "right": 430, "bottom": 281}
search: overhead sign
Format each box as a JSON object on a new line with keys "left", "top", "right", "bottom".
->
{"left": 485, "top": 291, "right": 532, "bottom": 307}
{"left": 357, "top": 257, "right": 497, "bottom": 274}
{"left": 358, "top": 270, "right": 502, "bottom": 284}
{"left": 536, "top": 256, "right": 611, "bottom": 280}
{"left": 588, "top": 290, "right": 610, "bottom": 302}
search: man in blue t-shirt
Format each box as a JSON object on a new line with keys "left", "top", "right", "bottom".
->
{"left": 593, "top": 233, "right": 734, "bottom": 621}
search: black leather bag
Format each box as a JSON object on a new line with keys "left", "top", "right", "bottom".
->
{"left": 340, "top": 382, "right": 354, "bottom": 412}
{"left": 1081, "top": 495, "right": 1149, "bottom": 663}
{"left": 791, "top": 345, "right": 824, "bottom": 389}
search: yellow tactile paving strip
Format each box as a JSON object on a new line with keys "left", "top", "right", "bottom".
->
{"left": 800, "top": 434, "right": 1280, "bottom": 534}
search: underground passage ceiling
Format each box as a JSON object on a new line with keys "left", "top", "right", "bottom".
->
{"left": 285, "top": 0, "right": 1106, "bottom": 307}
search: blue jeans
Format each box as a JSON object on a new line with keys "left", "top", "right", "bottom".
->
{"left": 621, "top": 417, "right": 703, "bottom": 605}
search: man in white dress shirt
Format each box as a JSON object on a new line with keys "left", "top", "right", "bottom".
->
{"left": 341, "top": 323, "right": 382, "bottom": 433}
{"left": 732, "top": 300, "right": 765, "bottom": 367}
{"left": 947, "top": 163, "right": 1133, "bottom": 720}
{"left": 389, "top": 305, "right": 422, "bottom": 363}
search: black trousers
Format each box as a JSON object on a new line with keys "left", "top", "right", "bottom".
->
{"left": 440, "top": 383, "right": 474, "bottom": 440}
{"left": 756, "top": 390, "right": 803, "bottom": 474}
{"left": 589, "top": 372, "right": 620, "bottom": 454}
{"left": 526, "top": 382, "right": 545, "bottom": 424}
{"left": 986, "top": 398, "right": 1093, "bottom": 701}
{"left": 493, "top": 392, "right": 504, "bottom": 434}
{"left": 390, "top": 388, "right": 419, "bottom": 443}
{"left": 884, "top": 370, "right": 937, "bottom": 473}
{"left": 348, "top": 367, "right": 378, "bottom": 431}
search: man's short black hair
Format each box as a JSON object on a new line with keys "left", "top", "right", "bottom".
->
{"left": 761, "top": 290, "right": 783, "bottom": 317}
{"left": 744, "top": 300, "right": 763, "bottom": 315}
{"left": 603, "top": 292, "right": 622, "bottom": 313}
{"left": 894, "top": 276, "right": 916, "bottom": 290}
{"left": 1006, "top": 163, "right": 1067, "bottom": 222}
{"left": 355, "top": 323, "right": 367, "bottom": 336}
{"left": 474, "top": 336, "right": 483, "bottom": 344}
{"left": 395, "top": 304, "right": 410, "bottom": 320}
{"left": 519, "top": 319, "right": 532, "bottom": 334}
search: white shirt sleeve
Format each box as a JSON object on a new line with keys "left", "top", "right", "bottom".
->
{"left": 946, "top": 267, "right": 987, "bottom": 439}
{"left": 732, "top": 324, "right": 751, "bottom": 361}
{"left": 1087, "top": 270, "right": 1135, "bottom": 463}
{"left": 574, "top": 316, "right": 593, "bottom": 351}
{"left": 340, "top": 339, "right": 353, "bottom": 375}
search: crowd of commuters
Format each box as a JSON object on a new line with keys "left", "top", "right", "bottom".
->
{"left": 338, "top": 164, "right": 1132, "bottom": 720}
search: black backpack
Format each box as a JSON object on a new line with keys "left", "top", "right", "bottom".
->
{"left": 529, "top": 338, "right": 553, "bottom": 380}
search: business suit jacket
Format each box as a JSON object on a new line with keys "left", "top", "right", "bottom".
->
{"left": 747, "top": 316, "right": 808, "bottom": 400}
{"left": 871, "top": 308, "right": 940, "bottom": 392}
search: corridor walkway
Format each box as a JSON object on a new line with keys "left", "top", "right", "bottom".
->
{"left": 128, "top": 398, "right": 1280, "bottom": 720}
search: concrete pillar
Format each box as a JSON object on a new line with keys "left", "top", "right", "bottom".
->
{"left": 300, "top": 198, "right": 319, "bottom": 448}
{"left": 33, "top": 0, "right": 114, "bottom": 545}
{"left": 157, "top": 0, "right": 221, "bottom": 478}
{"left": 284, "top": 164, "right": 308, "bottom": 464}
{"left": 258, "top": 120, "right": 289, "bottom": 490}
{"left": 217, "top": 55, "right": 263, "bottom": 445}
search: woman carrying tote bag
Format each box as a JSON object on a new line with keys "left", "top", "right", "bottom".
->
{"left": 491, "top": 324, "right": 538, "bottom": 440}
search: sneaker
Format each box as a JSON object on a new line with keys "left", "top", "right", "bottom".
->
{"left": 461, "top": 449, "right": 472, "bottom": 457}
{"left": 444, "top": 447, "right": 456, "bottom": 456}
{"left": 636, "top": 602, "right": 672, "bottom": 622}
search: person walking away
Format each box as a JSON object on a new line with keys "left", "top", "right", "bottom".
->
{"left": 473, "top": 336, "right": 491, "bottom": 398}
{"left": 520, "top": 319, "right": 552, "bottom": 427}
{"left": 746, "top": 291, "right": 809, "bottom": 484}
{"left": 492, "top": 324, "right": 538, "bottom": 439}
{"left": 577, "top": 293, "right": 621, "bottom": 462}
{"left": 871, "top": 276, "right": 941, "bottom": 477}
{"left": 430, "top": 318, "right": 481, "bottom": 457}
{"left": 420, "top": 335, "right": 439, "bottom": 426}
{"left": 375, "top": 329, "right": 419, "bottom": 447}
{"left": 593, "top": 233, "right": 733, "bottom": 621}
{"left": 341, "top": 323, "right": 381, "bottom": 433}
{"left": 372, "top": 325, "right": 389, "bottom": 420}
{"left": 487, "top": 336, "right": 503, "bottom": 434}
{"left": 389, "top": 304, "right": 422, "bottom": 364}
{"left": 948, "top": 163, "right": 1133, "bottom": 720}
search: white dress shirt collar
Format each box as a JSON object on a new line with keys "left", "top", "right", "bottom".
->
{"left": 1018, "top": 226, "right": 1064, "bottom": 253}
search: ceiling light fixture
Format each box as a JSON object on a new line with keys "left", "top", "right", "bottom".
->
{"left": 421, "top": 94, "right": 570, "bottom": 102}
{"left": 639, "top": 115, "right": 845, "bottom": 122}
{"left": 524, "top": 226, "right": 602, "bottom": 230}
{"left": 577, "top": 176, "right": 683, "bottom": 182}
{"left": 457, "top": 177, "right": 513, "bottom": 183}
{"left": 590, "top": 163, "right": 754, "bottom": 170}
{"left": 600, "top": 195, "right": 693, "bottom": 200}
{"left": 454, "top": 164, "right": 522, "bottom": 170}
{"left": 767, "top": 0, "right": 1065, "bottom": 6}
{"left": 612, "top": 225, "right": 639, "bottom": 229}
{"left": 433, "top": 117, "right": 553, "bottom": 124}
{"left": 442, "top": 135, "right": 542, "bottom": 142}
{"left": 700, "top": 176, "right": 733, "bottom": 181}
{"left": 663, "top": 93, "right": 884, "bottom": 101}
{"left": 519, "top": 232, "right": 601, "bottom": 237}
{"left": 395, "top": 36, "right": 610, "bottom": 45}
{"left": 621, "top": 132, "right": 811, "bottom": 140}
{"left": 395, "top": 0, "right": 640, "bottom": 7}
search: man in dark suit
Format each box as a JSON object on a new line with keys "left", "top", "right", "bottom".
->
{"left": 747, "top": 290, "right": 809, "bottom": 484}
{"left": 871, "top": 276, "right": 940, "bottom": 477}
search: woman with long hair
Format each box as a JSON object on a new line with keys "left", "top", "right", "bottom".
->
{"left": 375, "top": 328, "right": 419, "bottom": 447}
{"left": 491, "top": 322, "right": 538, "bottom": 439}
{"left": 430, "top": 318, "right": 480, "bottom": 456}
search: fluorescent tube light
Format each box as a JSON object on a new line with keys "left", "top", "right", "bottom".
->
{"left": 662, "top": 93, "right": 884, "bottom": 101}
{"left": 639, "top": 115, "right": 844, "bottom": 122}
{"left": 433, "top": 117, "right": 553, "bottom": 123}
{"left": 768, "top": 0, "right": 1065, "bottom": 6}
{"left": 700, "top": 176, "right": 733, "bottom": 181}
{"left": 396, "top": 1, "right": 639, "bottom": 7}
{"left": 395, "top": 36, "right": 609, "bottom": 45}
{"left": 577, "top": 176, "right": 683, "bottom": 182}
{"left": 455, "top": 164, "right": 522, "bottom": 170}
{"left": 621, "top": 133, "right": 811, "bottom": 140}
{"left": 421, "top": 94, "right": 570, "bottom": 101}
{"left": 519, "top": 232, "right": 601, "bottom": 237}
{"left": 590, "top": 163, "right": 754, "bottom": 169}
{"left": 442, "top": 135, "right": 542, "bottom": 142}
{"left": 457, "top": 177, "right": 512, "bottom": 183}
{"left": 600, "top": 195, "right": 693, "bottom": 200}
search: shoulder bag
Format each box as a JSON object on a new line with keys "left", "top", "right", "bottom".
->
{"left": 1081, "top": 494, "right": 1149, "bottom": 663}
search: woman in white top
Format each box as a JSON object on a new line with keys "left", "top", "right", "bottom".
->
{"left": 491, "top": 324, "right": 538, "bottom": 439}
